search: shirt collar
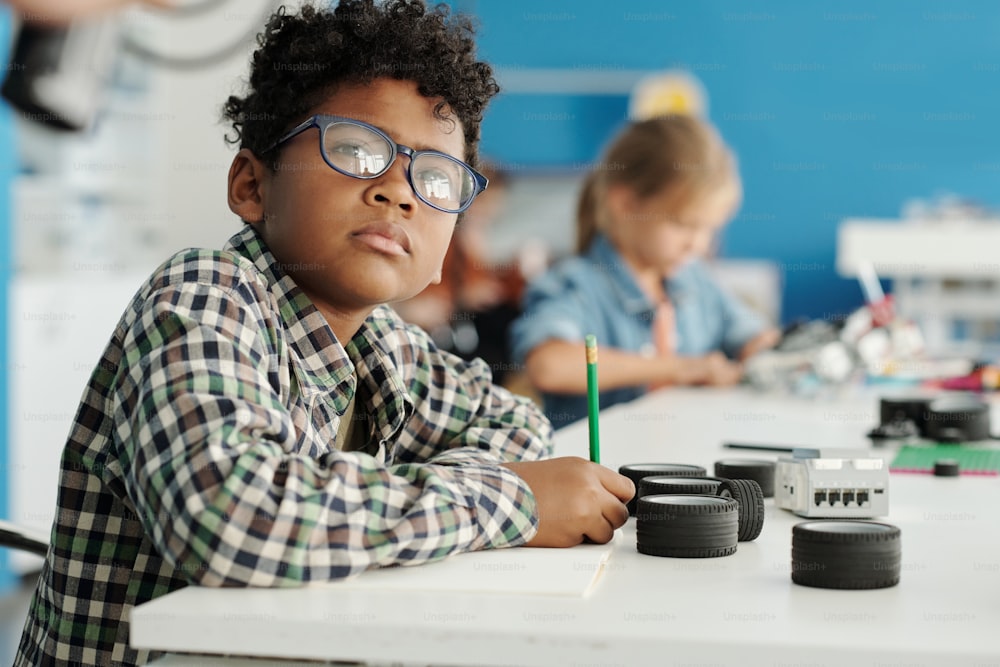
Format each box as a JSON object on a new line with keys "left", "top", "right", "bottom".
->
{"left": 344, "top": 314, "right": 413, "bottom": 447}
{"left": 224, "top": 225, "right": 412, "bottom": 443}
{"left": 587, "top": 234, "right": 655, "bottom": 315}
{"left": 664, "top": 262, "right": 695, "bottom": 303}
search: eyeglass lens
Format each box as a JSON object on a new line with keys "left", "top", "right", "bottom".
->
{"left": 323, "top": 121, "right": 475, "bottom": 211}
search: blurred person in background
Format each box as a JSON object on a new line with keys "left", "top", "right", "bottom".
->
{"left": 510, "top": 114, "right": 781, "bottom": 427}
{"left": 5, "top": 0, "right": 171, "bottom": 22}
{"left": 395, "top": 163, "right": 548, "bottom": 388}
{"left": 1, "top": 0, "right": 175, "bottom": 130}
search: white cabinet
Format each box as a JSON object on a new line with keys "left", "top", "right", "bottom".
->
{"left": 8, "top": 274, "right": 145, "bottom": 573}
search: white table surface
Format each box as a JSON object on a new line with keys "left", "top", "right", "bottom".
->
{"left": 135, "top": 387, "right": 1000, "bottom": 666}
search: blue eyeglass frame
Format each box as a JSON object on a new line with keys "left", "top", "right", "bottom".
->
{"left": 265, "top": 114, "right": 489, "bottom": 214}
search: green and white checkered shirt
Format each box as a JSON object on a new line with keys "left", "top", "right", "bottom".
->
{"left": 15, "top": 225, "right": 551, "bottom": 666}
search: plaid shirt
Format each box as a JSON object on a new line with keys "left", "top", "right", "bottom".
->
{"left": 15, "top": 225, "right": 551, "bottom": 667}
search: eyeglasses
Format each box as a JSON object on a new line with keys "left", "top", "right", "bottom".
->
{"left": 266, "top": 114, "right": 488, "bottom": 214}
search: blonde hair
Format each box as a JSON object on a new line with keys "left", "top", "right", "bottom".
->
{"left": 576, "top": 114, "right": 737, "bottom": 254}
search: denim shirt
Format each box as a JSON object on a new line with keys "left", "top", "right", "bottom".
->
{"left": 510, "top": 234, "right": 768, "bottom": 428}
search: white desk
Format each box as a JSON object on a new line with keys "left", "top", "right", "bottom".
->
{"left": 133, "top": 387, "right": 1000, "bottom": 666}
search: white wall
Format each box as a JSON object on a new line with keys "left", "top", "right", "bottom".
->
{"left": 7, "top": 0, "right": 292, "bottom": 572}
{"left": 123, "top": 1, "right": 277, "bottom": 256}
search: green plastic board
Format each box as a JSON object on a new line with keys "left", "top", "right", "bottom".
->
{"left": 890, "top": 444, "right": 1000, "bottom": 476}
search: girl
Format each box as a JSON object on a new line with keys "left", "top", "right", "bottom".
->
{"left": 510, "top": 114, "right": 780, "bottom": 428}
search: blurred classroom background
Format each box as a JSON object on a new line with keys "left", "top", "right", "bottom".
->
{"left": 0, "top": 0, "right": 999, "bottom": 654}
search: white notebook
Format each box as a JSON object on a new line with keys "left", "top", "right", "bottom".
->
{"left": 315, "top": 537, "right": 617, "bottom": 598}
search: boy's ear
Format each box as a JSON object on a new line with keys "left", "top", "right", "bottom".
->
{"left": 227, "top": 149, "right": 269, "bottom": 224}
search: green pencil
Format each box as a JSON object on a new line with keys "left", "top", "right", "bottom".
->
{"left": 585, "top": 334, "right": 601, "bottom": 464}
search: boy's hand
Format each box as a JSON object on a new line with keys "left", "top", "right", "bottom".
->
{"left": 502, "top": 457, "right": 634, "bottom": 547}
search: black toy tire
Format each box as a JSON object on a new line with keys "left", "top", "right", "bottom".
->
{"left": 716, "top": 478, "right": 765, "bottom": 542}
{"left": 714, "top": 459, "right": 776, "bottom": 497}
{"left": 619, "top": 463, "right": 708, "bottom": 515}
{"left": 638, "top": 476, "right": 722, "bottom": 499}
{"left": 791, "top": 521, "right": 901, "bottom": 589}
{"left": 635, "top": 495, "right": 739, "bottom": 559}
{"left": 933, "top": 459, "right": 960, "bottom": 477}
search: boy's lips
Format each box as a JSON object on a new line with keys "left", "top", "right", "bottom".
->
{"left": 352, "top": 221, "right": 412, "bottom": 256}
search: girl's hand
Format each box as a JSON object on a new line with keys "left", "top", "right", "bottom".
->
{"left": 699, "top": 352, "right": 744, "bottom": 386}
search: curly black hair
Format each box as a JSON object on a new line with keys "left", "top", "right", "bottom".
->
{"left": 222, "top": 0, "right": 499, "bottom": 170}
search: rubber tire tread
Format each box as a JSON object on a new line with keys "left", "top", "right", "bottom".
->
{"left": 716, "top": 478, "right": 765, "bottom": 542}
{"left": 791, "top": 521, "right": 901, "bottom": 589}
{"left": 638, "top": 543, "right": 737, "bottom": 559}
{"left": 636, "top": 496, "right": 739, "bottom": 559}
{"left": 639, "top": 476, "right": 722, "bottom": 499}
{"left": 713, "top": 459, "right": 776, "bottom": 497}
{"left": 620, "top": 464, "right": 708, "bottom": 515}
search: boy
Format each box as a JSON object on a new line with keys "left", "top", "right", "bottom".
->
{"left": 15, "top": 2, "right": 633, "bottom": 665}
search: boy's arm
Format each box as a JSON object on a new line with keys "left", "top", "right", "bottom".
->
{"left": 116, "top": 283, "right": 539, "bottom": 587}
{"left": 389, "top": 337, "right": 552, "bottom": 461}
{"left": 376, "top": 311, "right": 634, "bottom": 548}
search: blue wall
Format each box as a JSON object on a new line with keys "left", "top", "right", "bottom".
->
{"left": 454, "top": 0, "right": 1000, "bottom": 323}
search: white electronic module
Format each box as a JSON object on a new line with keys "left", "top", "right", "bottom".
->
{"left": 775, "top": 448, "right": 889, "bottom": 518}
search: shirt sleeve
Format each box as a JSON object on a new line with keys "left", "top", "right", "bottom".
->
{"left": 113, "top": 280, "right": 546, "bottom": 588}
{"left": 379, "top": 312, "right": 554, "bottom": 553}
{"left": 508, "top": 267, "right": 591, "bottom": 364}
{"left": 696, "top": 265, "right": 770, "bottom": 358}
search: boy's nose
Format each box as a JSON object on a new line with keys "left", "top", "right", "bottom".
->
{"left": 364, "top": 159, "right": 418, "bottom": 214}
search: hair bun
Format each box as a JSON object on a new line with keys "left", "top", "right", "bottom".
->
{"left": 628, "top": 70, "right": 708, "bottom": 121}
